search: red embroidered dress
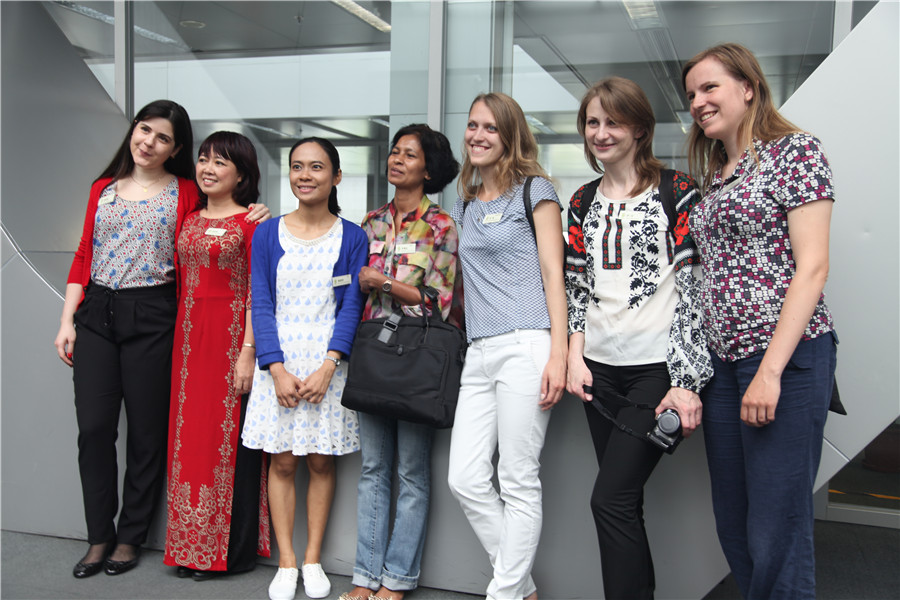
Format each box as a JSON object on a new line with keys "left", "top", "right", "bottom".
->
{"left": 164, "top": 212, "right": 270, "bottom": 570}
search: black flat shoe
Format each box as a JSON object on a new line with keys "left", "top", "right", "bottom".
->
{"left": 192, "top": 569, "right": 225, "bottom": 581}
{"left": 104, "top": 554, "right": 140, "bottom": 576}
{"left": 176, "top": 566, "right": 194, "bottom": 578}
{"left": 73, "top": 559, "right": 105, "bottom": 578}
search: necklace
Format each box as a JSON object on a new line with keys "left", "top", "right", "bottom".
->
{"left": 130, "top": 172, "right": 166, "bottom": 193}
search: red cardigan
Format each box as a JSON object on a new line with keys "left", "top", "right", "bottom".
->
{"left": 66, "top": 176, "right": 200, "bottom": 300}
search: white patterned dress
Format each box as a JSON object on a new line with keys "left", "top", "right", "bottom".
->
{"left": 241, "top": 219, "right": 360, "bottom": 456}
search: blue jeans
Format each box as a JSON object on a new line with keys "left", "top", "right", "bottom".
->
{"left": 352, "top": 411, "right": 434, "bottom": 591}
{"left": 702, "top": 332, "right": 837, "bottom": 600}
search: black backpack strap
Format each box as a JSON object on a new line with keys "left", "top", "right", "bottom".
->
{"left": 522, "top": 175, "right": 536, "bottom": 238}
{"left": 658, "top": 169, "right": 677, "bottom": 233}
{"left": 577, "top": 177, "right": 604, "bottom": 224}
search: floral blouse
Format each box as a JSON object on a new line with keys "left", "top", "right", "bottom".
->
{"left": 565, "top": 171, "right": 712, "bottom": 392}
{"left": 361, "top": 195, "right": 460, "bottom": 325}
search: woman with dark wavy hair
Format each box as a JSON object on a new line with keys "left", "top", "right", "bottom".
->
{"left": 55, "top": 101, "right": 267, "bottom": 579}
{"left": 164, "top": 131, "right": 271, "bottom": 581}
{"left": 683, "top": 43, "right": 837, "bottom": 599}
{"left": 340, "top": 124, "right": 460, "bottom": 600}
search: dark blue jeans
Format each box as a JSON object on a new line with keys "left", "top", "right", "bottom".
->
{"left": 702, "top": 332, "right": 837, "bottom": 600}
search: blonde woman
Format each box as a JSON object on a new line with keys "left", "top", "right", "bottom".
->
{"left": 447, "top": 93, "right": 567, "bottom": 600}
{"left": 683, "top": 43, "right": 837, "bottom": 599}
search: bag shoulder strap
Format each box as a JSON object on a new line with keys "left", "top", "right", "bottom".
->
{"left": 576, "top": 177, "right": 604, "bottom": 224}
{"left": 522, "top": 175, "right": 536, "bottom": 238}
{"left": 658, "top": 169, "right": 678, "bottom": 233}
{"left": 576, "top": 172, "right": 676, "bottom": 230}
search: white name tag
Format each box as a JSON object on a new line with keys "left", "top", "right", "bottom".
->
{"left": 482, "top": 212, "right": 503, "bottom": 224}
{"left": 369, "top": 240, "right": 385, "bottom": 254}
{"left": 98, "top": 194, "right": 115, "bottom": 206}
{"left": 618, "top": 210, "right": 645, "bottom": 222}
{"left": 332, "top": 274, "right": 352, "bottom": 287}
{"left": 205, "top": 227, "right": 227, "bottom": 236}
{"left": 396, "top": 243, "right": 417, "bottom": 254}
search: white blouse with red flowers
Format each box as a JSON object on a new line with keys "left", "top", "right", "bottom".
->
{"left": 565, "top": 171, "right": 711, "bottom": 392}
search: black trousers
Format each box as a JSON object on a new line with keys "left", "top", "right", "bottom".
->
{"left": 225, "top": 394, "right": 263, "bottom": 573}
{"left": 583, "top": 358, "right": 669, "bottom": 600}
{"left": 73, "top": 282, "right": 177, "bottom": 546}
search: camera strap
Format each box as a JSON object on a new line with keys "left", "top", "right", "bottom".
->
{"left": 588, "top": 388, "right": 659, "bottom": 447}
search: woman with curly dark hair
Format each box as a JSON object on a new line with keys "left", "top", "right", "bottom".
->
{"left": 340, "top": 124, "right": 460, "bottom": 600}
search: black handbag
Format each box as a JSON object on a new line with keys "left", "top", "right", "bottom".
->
{"left": 342, "top": 288, "right": 467, "bottom": 428}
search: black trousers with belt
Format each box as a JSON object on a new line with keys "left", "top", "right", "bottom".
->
{"left": 582, "top": 357, "right": 670, "bottom": 600}
{"left": 73, "top": 282, "right": 177, "bottom": 546}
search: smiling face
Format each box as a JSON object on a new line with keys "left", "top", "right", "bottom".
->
{"left": 289, "top": 142, "right": 341, "bottom": 207}
{"left": 387, "top": 134, "right": 429, "bottom": 192}
{"left": 196, "top": 147, "right": 242, "bottom": 202}
{"left": 464, "top": 101, "right": 505, "bottom": 172}
{"left": 685, "top": 56, "right": 753, "bottom": 150}
{"left": 130, "top": 117, "right": 179, "bottom": 171}
{"left": 583, "top": 95, "right": 642, "bottom": 170}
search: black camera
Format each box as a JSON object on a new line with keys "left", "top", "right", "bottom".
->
{"left": 647, "top": 409, "right": 683, "bottom": 454}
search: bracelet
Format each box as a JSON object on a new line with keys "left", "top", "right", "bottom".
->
{"left": 242, "top": 343, "right": 256, "bottom": 349}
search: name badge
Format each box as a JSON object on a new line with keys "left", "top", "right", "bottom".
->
{"left": 618, "top": 210, "right": 645, "bottom": 222}
{"left": 98, "top": 194, "right": 115, "bottom": 206}
{"left": 205, "top": 227, "right": 227, "bottom": 236}
{"left": 396, "top": 243, "right": 417, "bottom": 254}
{"left": 332, "top": 274, "right": 352, "bottom": 287}
{"left": 369, "top": 240, "right": 385, "bottom": 254}
{"left": 482, "top": 212, "right": 503, "bottom": 224}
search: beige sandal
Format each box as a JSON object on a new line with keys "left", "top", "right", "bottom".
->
{"left": 338, "top": 593, "right": 370, "bottom": 600}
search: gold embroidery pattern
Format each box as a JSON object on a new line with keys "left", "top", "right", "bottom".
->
{"left": 166, "top": 216, "right": 268, "bottom": 569}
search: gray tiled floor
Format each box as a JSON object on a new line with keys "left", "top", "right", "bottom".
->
{"left": 0, "top": 531, "right": 478, "bottom": 600}
{"left": 3, "top": 521, "right": 898, "bottom": 600}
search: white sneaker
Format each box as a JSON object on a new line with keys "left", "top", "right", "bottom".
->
{"left": 301, "top": 563, "right": 331, "bottom": 599}
{"left": 269, "top": 567, "right": 299, "bottom": 600}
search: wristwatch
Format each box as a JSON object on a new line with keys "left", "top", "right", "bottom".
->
{"left": 323, "top": 355, "right": 342, "bottom": 367}
{"left": 382, "top": 278, "right": 393, "bottom": 293}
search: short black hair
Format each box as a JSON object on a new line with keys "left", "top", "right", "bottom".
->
{"left": 390, "top": 124, "right": 460, "bottom": 195}
{"left": 197, "top": 131, "right": 260, "bottom": 208}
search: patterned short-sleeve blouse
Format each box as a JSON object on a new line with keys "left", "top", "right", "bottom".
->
{"left": 451, "top": 177, "right": 562, "bottom": 342}
{"left": 689, "top": 133, "right": 835, "bottom": 362}
{"left": 90, "top": 179, "right": 179, "bottom": 289}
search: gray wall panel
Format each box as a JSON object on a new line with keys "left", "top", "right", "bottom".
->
{"left": 1, "top": 2, "right": 125, "bottom": 283}
{"left": 781, "top": 0, "right": 900, "bottom": 472}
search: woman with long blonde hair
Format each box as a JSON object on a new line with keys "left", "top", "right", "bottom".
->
{"left": 683, "top": 43, "right": 837, "bottom": 599}
{"left": 447, "top": 92, "right": 567, "bottom": 600}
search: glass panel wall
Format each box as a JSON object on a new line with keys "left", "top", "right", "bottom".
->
{"left": 445, "top": 0, "right": 836, "bottom": 206}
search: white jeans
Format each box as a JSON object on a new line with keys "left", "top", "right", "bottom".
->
{"left": 448, "top": 329, "right": 552, "bottom": 600}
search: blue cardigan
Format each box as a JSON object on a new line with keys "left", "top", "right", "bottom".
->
{"left": 251, "top": 216, "right": 368, "bottom": 370}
